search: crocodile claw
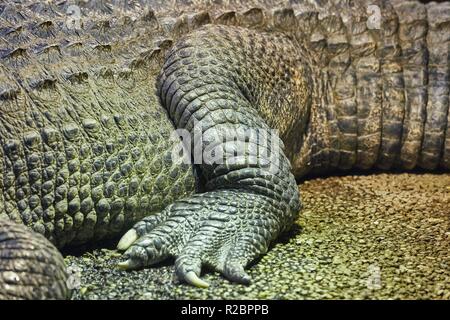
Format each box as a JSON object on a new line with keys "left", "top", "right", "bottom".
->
{"left": 117, "top": 258, "right": 141, "bottom": 270}
{"left": 117, "top": 229, "right": 138, "bottom": 251}
{"left": 185, "top": 271, "right": 210, "bottom": 288}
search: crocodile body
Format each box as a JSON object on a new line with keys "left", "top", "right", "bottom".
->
{"left": 0, "top": 0, "right": 449, "bottom": 299}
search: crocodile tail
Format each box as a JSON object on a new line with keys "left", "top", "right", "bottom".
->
{"left": 288, "top": 0, "right": 450, "bottom": 175}
{"left": 0, "top": 218, "right": 68, "bottom": 299}
{"left": 419, "top": 1, "right": 450, "bottom": 170}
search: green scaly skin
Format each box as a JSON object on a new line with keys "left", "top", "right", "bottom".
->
{"left": 0, "top": 0, "right": 449, "bottom": 299}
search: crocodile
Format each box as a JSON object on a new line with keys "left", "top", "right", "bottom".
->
{"left": 0, "top": 0, "right": 449, "bottom": 299}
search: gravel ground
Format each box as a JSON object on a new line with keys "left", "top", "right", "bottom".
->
{"left": 65, "top": 173, "right": 450, "bottom": 300}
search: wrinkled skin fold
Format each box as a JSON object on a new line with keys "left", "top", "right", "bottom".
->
{"left": 0, "top": 0, "right": 450, "bottom": 299}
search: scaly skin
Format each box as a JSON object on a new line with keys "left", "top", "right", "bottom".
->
{"left": 0, "top": 0, "right": 449, "bottom": 299}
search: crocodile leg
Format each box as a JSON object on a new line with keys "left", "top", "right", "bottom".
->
{"left": 117, "top": 25, "right": 305, "bottom": 286}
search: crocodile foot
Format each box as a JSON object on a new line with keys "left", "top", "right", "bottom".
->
{"left": 117, "top": 190, "right": 284, "bottom": 287}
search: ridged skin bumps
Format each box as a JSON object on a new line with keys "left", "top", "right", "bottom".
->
{"left": 0, "top": 0, "right": 449, "bottom": 299}
{"left": 288, "top": 0, "right": 450, "bottom": 175}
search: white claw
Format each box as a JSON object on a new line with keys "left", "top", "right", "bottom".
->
{"left": 117, "top": 260, "right": 131, "bottom": 270}
{"left": 117, "top": 259, "right": 141, "bottom": 270}
{"left": 117, "top": 229, "right": 138, "bottom": 251}
{"left": 185, "top": 271, "right": 210, "bottom": 288}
